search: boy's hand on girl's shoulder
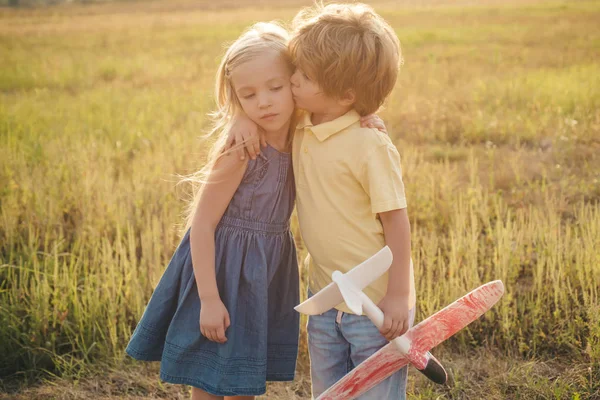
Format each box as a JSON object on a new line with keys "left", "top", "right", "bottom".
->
{"left": 225, "top": 114, "right": 266, "bottom": 160}
{"left": 360, "top": 114, "right": 388, "bottom": 134}
{"left": 199, "top": 296, "right": 231, "bottom": 344}
{"left": 377, "top": 293, "right": 410, "bottom": 341}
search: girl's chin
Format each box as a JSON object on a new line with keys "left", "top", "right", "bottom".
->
{"left": 250, "top": 119, "right": 271, "bottom": 130}
{"left": 256, "top": 123, "right": 277, "bottom": 133}
{"left": 257, "top": 121, "right": 290, "bottom": 135}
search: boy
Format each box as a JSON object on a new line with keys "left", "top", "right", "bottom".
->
{"left": 230, "top": 3, "right": 415, "bottom": 398}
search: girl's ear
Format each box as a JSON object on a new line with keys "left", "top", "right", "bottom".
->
{"left": 339, "top": 89, "right": 356, "bottom": 107}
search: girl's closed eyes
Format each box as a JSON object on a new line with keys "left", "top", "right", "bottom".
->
{"left": 125, "top": 22, "right": 300, "bottom": 400}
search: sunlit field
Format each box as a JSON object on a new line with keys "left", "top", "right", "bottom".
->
{"left": 1, "top": 0, "right": 599, "bottom": 398}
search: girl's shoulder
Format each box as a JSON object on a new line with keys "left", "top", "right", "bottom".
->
{"left": 213, "top": 150, "right": 248, "bottom": 173}
{"left": 240, "top": 145, "right": 290, "bottom": 186}
{"left": 206, "top": 151, "right": 249, "bottom": 188}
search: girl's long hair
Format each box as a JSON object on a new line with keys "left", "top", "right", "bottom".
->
{"left": 181, "top": 22, "right": 295, "bottom": 231}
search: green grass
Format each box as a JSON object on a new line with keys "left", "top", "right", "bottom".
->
{"left": 1, "top": 0, "right": 599, "bottom": 398}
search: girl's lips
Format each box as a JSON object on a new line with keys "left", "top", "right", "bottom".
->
{"left": 261, "top": 113, "right": 278, "bottom": 120}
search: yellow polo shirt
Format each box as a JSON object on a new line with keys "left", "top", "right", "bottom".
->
{"left": 293, "top": 109, "right": 416, "bottom": 314}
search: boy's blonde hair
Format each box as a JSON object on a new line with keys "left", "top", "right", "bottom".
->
{"left": 289, "top": 2, "right": 402, "bottom": 116}
{"left": 181, "top": 22, "right": 294, "bottom": 231}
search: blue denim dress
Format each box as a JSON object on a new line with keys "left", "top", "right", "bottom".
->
{"left": 126, "top": 144, "right": 300, "bottom": 397}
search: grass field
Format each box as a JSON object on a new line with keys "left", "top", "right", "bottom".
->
{"left": 1, "top": 0, "right": 599, "bottom": 398}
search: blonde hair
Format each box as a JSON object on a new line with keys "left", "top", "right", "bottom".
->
{"left": 182, "top": 22, "right": 294, "bottom": 231}
{"left": 289, "top": 2, "right": 402, "bottom": 116}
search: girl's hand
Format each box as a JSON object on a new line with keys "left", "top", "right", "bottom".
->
{"left": 360, "top": 114, "right": 388, "bottom": 134}
{"left": 377, "top": 293, "right": 410, "bottom": 341}
{"left": 200, "top": 296, "right": 231, "bottom": 344}
{"left": 225, "top": 114, "right": 266, "bottom": 160}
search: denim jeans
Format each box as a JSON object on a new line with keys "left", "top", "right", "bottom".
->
{"left": 307, "top": 290, "right": 415, "bottom": 399}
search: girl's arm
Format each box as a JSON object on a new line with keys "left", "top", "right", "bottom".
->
{"left": 360, "top": 114, "right": 388, "bottom": 134}
{"left": 225, "top": 113, "right": 388, "bottom": 161}
{"left": 190, "top": 152, "right": 248, "bottom": 343}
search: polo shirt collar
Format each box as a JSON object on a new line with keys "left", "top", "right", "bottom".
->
{"left": 297, "top": 109, "right": 361, "bottom": 142}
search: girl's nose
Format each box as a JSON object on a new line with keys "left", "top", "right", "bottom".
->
{"left": 258, "top": 93, "right": 271, "bottom": 108}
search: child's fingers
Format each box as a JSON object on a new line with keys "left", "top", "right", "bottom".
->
{"left": 360, "top": 116, "right": 388, "bottom": 133}
{"left": 200, "top": 325, "right": 210, "bottom": 339}
{"left": 252, "top": 139, "right": 261, "bottom": 159}
{"left": 216, "top": 326, "right": 227, "bottom": 343}
{"left": 235, "top": 131, "right": 246, "bottom": 160}
{"left": 384, "top": 320, "right": 398, "bottom": 341}
{"left": 365, "top": 120, "right": 384, "bottom": 131}
{"left": 359, "top": 117, "right": 375, "bottom": 127}
{"left": 367, "top": 119, "right": 385, "bottom": 131}
{"left": 239, "top": 134, "right": 252, "bottom": 160}
{"left": 224, "top": 313, "right": 231, "bottom": 329}
{"left": 373, "top": 122, "right": 386, "bottom": 132}
{"left": 210, "top": 328, "right": 221, "bottom": 343}
{"left": 398, "top": 320, "right": 408, "bottom": 336}
{"left": 244, "top": 134, "right": 259, "bottom": 160}
{"left": 383, "top": 321, "right": 392, "bottom": 340}
{"left": 390, "top": 320, "right": 407, "bottom": 340}
{"left": 380, "top": 315, "right": 393, "bottom": 336}
{"left": 391, "top": 320, "right": 403, "bottom": 340}
{"left": 203, "top": 327, "right": 214, "bottom": 342}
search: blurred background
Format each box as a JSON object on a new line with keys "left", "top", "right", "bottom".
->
{"left": 1, "top": 0, "right": 599, "bottom": 398}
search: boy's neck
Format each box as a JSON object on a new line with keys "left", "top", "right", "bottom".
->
{"left": 310, "top": 105, "right": 354, "bottom": 126}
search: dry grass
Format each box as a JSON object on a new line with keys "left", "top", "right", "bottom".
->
{"left": 2, "top": 351, "right": 597, "bottom": 399}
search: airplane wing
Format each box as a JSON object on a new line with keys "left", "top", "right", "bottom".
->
{"left": 295, "top": 246, "right": 393, "bottom": 315}
{"left": 317, "top": 280, "right": 505, "bottom": 400}
{"left": 317, "top": 343, "right": 409, "bottom": 400}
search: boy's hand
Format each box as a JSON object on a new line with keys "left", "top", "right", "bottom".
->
{"left": 360, "top": 114, "right": 388, "bottom": 134}
{"left": 225, "top": 115, "right": 266, "bottom": 160}
{"left": 377, "top": 293, "right": 410, "bottom": 341}
{"left": 200, "top": 296, "right": 231, "bottom": 344}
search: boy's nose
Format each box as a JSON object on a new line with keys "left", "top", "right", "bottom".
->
{"left": 290, "top": 70, "right": 299, "bottom": 87}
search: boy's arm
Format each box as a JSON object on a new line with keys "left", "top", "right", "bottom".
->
{"left": 357, "top": 140, "right": 409, "bottom": 341}
{"left": 225, "top": 113, "right": 265, "bottom": 161}
{"left": 377, "top": 208, "right": 412, "bottom": 341}
{"left": 225, "top": 112, "right": 387, "bottom": 161}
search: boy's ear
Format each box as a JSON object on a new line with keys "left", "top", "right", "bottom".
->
{"left": 339, "top": 89, "right": 356, "bottom": 107}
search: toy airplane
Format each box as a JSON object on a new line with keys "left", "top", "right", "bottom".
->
{"left": 295, "top": 246, "right": 505, "bottom": 400}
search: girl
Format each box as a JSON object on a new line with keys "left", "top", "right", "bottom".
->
{"left": 126, "top": 21, "right": 384, "bottom": 400}
{"left": 126, "top": 22, "right": 300, "bottom": 399}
